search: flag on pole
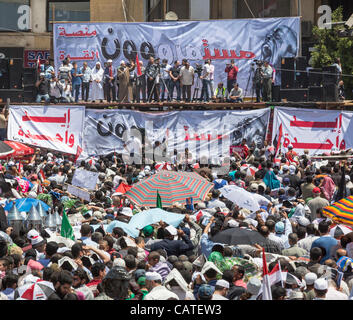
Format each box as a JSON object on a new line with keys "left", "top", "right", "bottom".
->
{"left": 36, "top": 57, "right": 41, "bottom": 74}
{"left": 39, "top": 169, "right": 46, "bottom": 182}
{"left": 273, "top": 123, "right": 283, "bottom": 157}
{"left": 136, "top": 54, "right": 142, "bottom": 76}
{"left": 268, "top": 261, "right": 287, "bottom": 287}
{"left": 156, "top": 190, "right": 163, "bottom": 209}
{"left": 60, "top": 210, "right": 75, "bottom": 240}
{"left": 261, "top": 248, "right": 272, "bottom": 300}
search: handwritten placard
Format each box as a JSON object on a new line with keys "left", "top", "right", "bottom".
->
{"left": 67, "top": 184, "right": 91, "bottom": 202}
{"left": 71, "top": 168, "right": 99, "bottom": 191}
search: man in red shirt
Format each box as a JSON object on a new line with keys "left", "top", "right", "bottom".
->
{"left": 225, "top": 59, "right": 239, "bottom": 95}
{"left": 285, "top": 144, "right": 298, "bottom": 165}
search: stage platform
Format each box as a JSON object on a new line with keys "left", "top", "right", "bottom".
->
{"left": 0, "top": 99, "right": 352, "bottom": 111}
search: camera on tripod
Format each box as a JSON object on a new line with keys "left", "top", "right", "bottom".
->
{"left": 252, "top": 59, "right": 264, "bottom": 67}
{"left": 195, "top": 63, "right": 203, "bottom": 76}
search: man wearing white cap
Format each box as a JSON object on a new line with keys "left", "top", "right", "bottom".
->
{"left": 35, "top": 72, "right": 50, "bottom": 103}
{"left": 150, "top": 225, "right": 194, "bottom": 257}
{"left": 104, "top": 59, "right": 116, "bottom": 102}
{"left": 91, "top": 61, "right": 104, "bottom": 102}
{"left": 313, "top": 278, "right": 328, "bottom": 300}
{"left": 144, "top": 271, "right": 179, "bottom": 300}
{"left": 211, "top": 279, "right": 229, "bottom": 300}
{"left": 117, "top": 60, "right": 135, "bottom": 102}
{"left": 303, "top": 272, "right": 317, "bottom": 300}
{"left": 27, "top": 229, "right": 46, "bottom": 260}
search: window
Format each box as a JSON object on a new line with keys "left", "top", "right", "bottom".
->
{"left": 146, "top": 0, "right": 190, "bottom": 21}
{"left": 47, "top": 0, "right": 90, "bottom": 32}
{"left": 0, "top": 0, "right": 30, "bottom": 32}
{"left": 234, "top": 0, "right": 291, "bottom": 19}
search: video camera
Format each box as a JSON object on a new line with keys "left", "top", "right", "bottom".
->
{"left": 195, "top": 63, "right": 203, "bottom": 76}
{"left": 251, "top": 59, "right": 264, "bottom": 67}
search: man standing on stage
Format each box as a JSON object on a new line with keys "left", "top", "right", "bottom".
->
{"left": 225, "top": 59, "right": 238, "bottom": 95}
{"left": 146, "top": 56, "right": 160, "bottom": 102}
{"left": 262, "top": 61, "right": 273, "bottom": 102}
{"left": 104, "top": 59, "right": 117, "bottom": 103}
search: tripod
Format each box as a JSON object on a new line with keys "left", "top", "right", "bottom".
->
{"left": 148, "top": 68, "right": 171, "bottom": 103}
{"left": 192, "top": 74, "right": 202, "bottom": 102}
{"left": 244, "top": 65, "right": 256, "bottom": 102}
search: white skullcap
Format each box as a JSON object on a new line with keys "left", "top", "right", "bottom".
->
{"left": 145, "top": 272, "right": 162, "bottom": 282}
{"left": 120, "top": 207, "right": 133, "bottom": 217}
{"left": 314, "top": 278, "right": 328, "bottom": 290}
{"left": 304, "top": 273, "right": 317, "bottom": 286}
{"left": 216, "top": 279, "right": 229, "bottom": 289}
{"left": 165, "top": 225, "right": 178, "bottom": 236}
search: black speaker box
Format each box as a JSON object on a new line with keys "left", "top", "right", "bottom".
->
{"left": 308, "top": 68, "right": 323, "bottom": 87}
{"left": 280, "top": 88, "right": 308, "bottom": 102}
{"left": 322, "top": 66, "right": 339, "bottom": 85}
{"left": 308, "top": 86, "right": 323, "bottom": 102}
{"left": 9, "top": 59, "right": 23, "bottom": 89}
{"left": 281, "top": 57, "right": 295, "bottom": 89}
{"left": 295, "top": 56, "right": 308, "bottom": 88}
{"left": 323, "top": 84, "right": 338, "bottom": 102}
{"left": 0, "top": 89, "right": 23, "bottom": 102}
{"left": 23, "top": 68, "right": 36, "bottom": 86}
{"left": 272, "top": 85, "right": 281, "bottom": 102}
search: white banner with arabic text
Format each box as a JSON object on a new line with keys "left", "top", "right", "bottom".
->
{"left": 272, "top": 107, "right": 353, "bottom": 155}
{"left": 8, "top": 105, "right": 85, "bottom": 154}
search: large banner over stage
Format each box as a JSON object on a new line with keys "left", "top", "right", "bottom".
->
{"left": 83, "top": 109, "right": 270, "bottom": 159}
{"left": 53, "top": 18, "right": 299, "bottom": 91}
{"left": 8, "top": 105, "right": 85, "bottom": 155}
{"left": 272, "top": 107, "right": 353, "bottom": 156}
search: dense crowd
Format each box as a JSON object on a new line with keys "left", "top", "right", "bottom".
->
{"left": 35, "top": 57, "right": 248, "bottom": 104}
{"left": 0, "top": 140, "right": 353, "bottom": 300}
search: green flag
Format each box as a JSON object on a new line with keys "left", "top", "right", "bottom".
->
{"left": 156, "top": 190, "right": 163, "bottom": 209}
{"left": 61, "top": 210, "right": 75, "bottom": 240}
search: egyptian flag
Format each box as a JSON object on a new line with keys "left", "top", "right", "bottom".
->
{"left": 268, "top": 261, "right": 287, "bottom": 287}
{"left": 136, "top": 54, "right": 142, "bottom": 76}
{"left": 74, "top": 145, "right": 83, "bottom": 163}
{"left": 273, "top": 123, "right": 283, "bottom": 157}
{"left": 261, "top": 248, "right": 272, "bottom": 300}
{"left": 38, "top": 169, "right": 46, "bottom": 182}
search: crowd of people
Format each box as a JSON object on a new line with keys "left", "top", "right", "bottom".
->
{"left": 0, "top": 138, "right": 353, "bottom": 301}
{"left": 34, "top": 57, "right": 251, "bottom": 104}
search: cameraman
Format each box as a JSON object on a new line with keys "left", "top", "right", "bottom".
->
{"left": 35, "top": 72, "right": 50, "bottom": 103}
{"left": 225, "top": 59, "right": 238, "bottom": 94}
{"left": 160, "top": 59, "right": 171, "bottom": 102}
{"left": 262, "top": 61, "right": 273, "bottom": 102}
{"left": 253, "top": 61, "right": 263, "bottom": 103}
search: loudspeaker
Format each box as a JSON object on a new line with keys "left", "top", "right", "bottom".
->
{"left": 281, "top": 57, "right": 295, "bottom": 89}
{"left": 272, "top": 85, "right": 281, "bottom": 102}
{"left": 295, "top": 56, "right": 308, "bottom": 88}
{"left": 23, "top": 68, "right": 36, "bottom": 87}
{"left": 323, "top": 84, "right": 338, "bottom": 102}
{"left": 308, "top": 68, "right": 322, "bottom": 86}
{"left": 308, "top": 86, "right": 323, "bottom": 102}
{"left": 322, "top": 66, "right": 339, "bottom": 85}
{"left": 8, "top": 58, "right": 23, "bottom": 89}
{"left": 280, "top": 88, "right": 308, "bottom": 102}
{"left": 0, "top": 89, "right": 23, "bottom": 102}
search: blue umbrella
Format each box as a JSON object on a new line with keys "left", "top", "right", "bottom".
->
{"left": 105, "top": 220, "right": 140, "bottom": 238}
{"left": 4, "top": 198, "right": 50, "bottom": 213}
{"left": 128, "top": 208, "right": 185, "bottom": 231}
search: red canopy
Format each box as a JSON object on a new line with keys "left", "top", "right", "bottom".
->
{"left": 0, "top": 141, "right": 34, "bottom": 159}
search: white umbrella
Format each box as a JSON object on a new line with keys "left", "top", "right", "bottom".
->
{"left": 329, "top": 224, "right": 353, "bottom": 238}
{"left": 219, "top": 185, "right": 260, "bottom": 213}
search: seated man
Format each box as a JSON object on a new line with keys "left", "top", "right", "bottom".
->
{"left": 228, "top": 83, "right": 243, "bottom": 103}
{"left": 212, "top": 82, "right": 228, "bottom": 102}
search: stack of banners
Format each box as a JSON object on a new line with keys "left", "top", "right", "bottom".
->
{"left": 7, "top": 105, "right": 85, "bottom": 155}
{"left": 71, "top": 168, "right": 99, "bottom": 190}
{"left": 53, "top": 17, "right": 299, "bottom": 92}
{"left": 272, "top": 106, "right": 353, "bottom": 155}
{"left": 82, "top": 108, "right": 271, "bottom": 161}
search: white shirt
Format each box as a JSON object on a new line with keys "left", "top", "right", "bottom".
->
{"left": 212, "top": 293, "right": 228, "bottom": 300}
{"left": 209, "top": 64, "right": 215, "bottom": 80}
{"left": 49, "top": 81, "right": 61, "bottom": 98}
{"left": 161, "top": 64, "right": 171, "bottom": 80}
{"left": 297, "top": 235, "right": 319, "bottom": 253}
{"left": 326, "top": 287, "right": 348, "bottom": 300}
{"left": 201, "top": 64, "right": 211, "bottom": 80}
{"left": 268, "top": 232, "right": 286, "bottom": 251}
{"left": 179, "top": 66, "right": 194, "bottom": 85}
{"left": 144, "top": 285, "right": 179, "bottom": 300}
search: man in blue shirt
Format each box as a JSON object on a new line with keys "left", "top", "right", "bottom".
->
{"left": 310, "top": 221, "right": 338, "bottom": 264}
{"left": 38, "top": 241, "right": 59, "bottom": 267}
{"left": 71, "top": 62, "right": 83, "bottom": 102}
{"left": 81, "top": 62, "right": 92, "bottom": 102}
